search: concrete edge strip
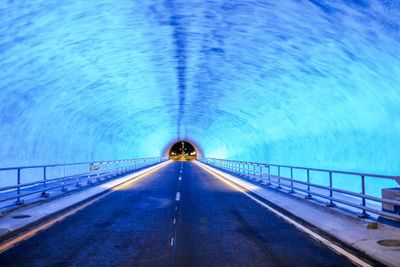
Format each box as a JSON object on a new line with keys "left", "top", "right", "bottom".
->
{"left": 0, "top": 160, "right": 171, "bottom": 252}
{"left": 194, "top": 160, "right": 374, "bottom": 267}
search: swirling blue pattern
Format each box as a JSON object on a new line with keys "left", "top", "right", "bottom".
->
{"left": 0, "top": 0, "right": 399, "bottom": 183}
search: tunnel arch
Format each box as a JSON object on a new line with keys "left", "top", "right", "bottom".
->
{"left": 162, "top": 138, "right": 204, "bottom": 159}
{"left": 0, "top": 1, "right": 399, "bottom": 182}
{"left": 168, "top": 141, "right": 197, "bottom": 160}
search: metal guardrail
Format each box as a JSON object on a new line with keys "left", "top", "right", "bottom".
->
{"left": 202, "top": 158, "right": 400, "bottom": 221}
{"left": 0, "top": 157, "right": 166, "bottom": 206}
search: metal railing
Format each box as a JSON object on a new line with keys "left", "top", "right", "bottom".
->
{"left": 202, "top": 158, "right": 400, "bottom": 221}
{"left": 0, "top": 157, "right": 166, "bottom": 207}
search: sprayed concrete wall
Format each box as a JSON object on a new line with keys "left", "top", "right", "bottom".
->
{"left": 0, "top": 1, "right": 399, "bottom": 193}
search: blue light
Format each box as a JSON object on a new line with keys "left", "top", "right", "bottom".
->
{"left": 0, "top": 0, "right": 399, "bottom": 194}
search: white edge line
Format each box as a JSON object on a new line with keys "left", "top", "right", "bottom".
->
{"left": 0, "top": 161, "right": 171, "bottom": 253}
{"left": 195, "top": 161, "right": 372, "bottom": 267}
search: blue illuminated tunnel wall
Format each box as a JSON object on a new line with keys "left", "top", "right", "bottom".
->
{"left": 0, "top": 0, "right": 399, "bottom": 182}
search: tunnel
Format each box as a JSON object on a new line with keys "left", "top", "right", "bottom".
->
{"left": 168, "top": 141, "right": 197, "bottom": 161}
{"left": 1, "top": 2, "right": 400, "bottom": 266}
{"left": 0, "top": 1, "right": 399, "bottom": 187}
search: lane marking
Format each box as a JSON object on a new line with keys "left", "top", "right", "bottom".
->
{"left": 173, "top": 218, "right": 176, "bottom": 224}
{"left": 0, "top": 161, "right": 171, "bottom": 253}
{"left": 179, "top": 177, "right": 182, "bottom": 181}
{"left": 195, "top": 161, "right": 372, "bottom": 267}
{"left": 175, "top": 192, "right": 181, "bottom": 201}
{"left": 170, "top": 237, "right": 174, "bottom": 247}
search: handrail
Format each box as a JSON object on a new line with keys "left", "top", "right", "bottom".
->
{"left": 205, "top": 157, "right": 400, "bottom": 180}
{"left": 0, "top": 157, "right": 156, "bottom": 171}
{"left": 203, "top": 157, "right": 400, "bottom": 222}
{"left": 0, "top": 157, "right": 167, "bottom": 206}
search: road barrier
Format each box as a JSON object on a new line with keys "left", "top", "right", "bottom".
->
{"left": 0, "top": 157, "right": 167, "bottom": 207}
{"left": 201, "top": 158, "right": 400, "bottom": 222}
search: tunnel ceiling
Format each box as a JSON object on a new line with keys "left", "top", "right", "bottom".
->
{"left": 0, "top": 1, "right": 399, "bottom": 174}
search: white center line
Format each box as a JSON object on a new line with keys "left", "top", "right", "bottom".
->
{"left": 179, "top": 176, "right": 182, "bottom": 181}
{"left": 173, "top": 218, "right": 176, "bottom": 224}
{"left": 175, "top": 192, "right": 181, "bottom": 201}
{"left": 170, "top": 237, "right": 174, "bottom": 246}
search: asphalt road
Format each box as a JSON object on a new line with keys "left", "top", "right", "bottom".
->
{"left": 0, "top": 161, "right": 355, "bottom": 267}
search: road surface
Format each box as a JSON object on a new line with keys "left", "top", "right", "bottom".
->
{"left": 0, "top": 161, "right": 355, "bottom": 266}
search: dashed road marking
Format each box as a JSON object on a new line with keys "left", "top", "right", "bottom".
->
{"left": 175, "top": 192, "right": 181, "bottom": 201}
{"left": 170, "top": 237, "right": 174, "bottom": 246}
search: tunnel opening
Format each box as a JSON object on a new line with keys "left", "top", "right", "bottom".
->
{"left": 169, "top": 141, "right": 197, "bottom": 161}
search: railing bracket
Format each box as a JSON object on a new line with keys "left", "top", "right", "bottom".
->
{"left": 357, "top": 212, "right": 369, "bottom": 219}
{"left": 15, "top": 199, "right": 24, "bottom": 205}
{"left": 326, "top": 202, "right": 336, "bottom": 208}
{"left": 41, "top": 192, "right": 50, "bottom": 198}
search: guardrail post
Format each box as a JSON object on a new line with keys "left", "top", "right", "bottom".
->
{"left": 76, "top": 169, "right": 81, "bottom": 187}
{"left": 358, "top": 175, "right": 368, "bottom": 218}
{"left": 277, "top": 166, "right": 282, "bottom": 189}
{"left": 253, "top": 164, "right": 256, "bottom": 180}
{"left": 15, "top": 168, "right": 24, "bottom": 205}
{"left": 259, "top": 165, "right": 262, "bottom": 182}
{"left": 305, "top": 169, "right": 312, "bottom": 199}
{"left": 289, "top": 167, "right": 295, "bottom": 193}
{"left": 61, "top": 166, "right": 67, "bottom": 192}
{"left": 267, "top": 165, "right": 271, "bottom": 185}
{"left": 41, "top": 166, "right": 49, "bottom": 197}
{"left": 87, "top": 174, "right": 92, "bottom": 185}
{"left": 326, "top": 172, "right": 335, "bottom": 207}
